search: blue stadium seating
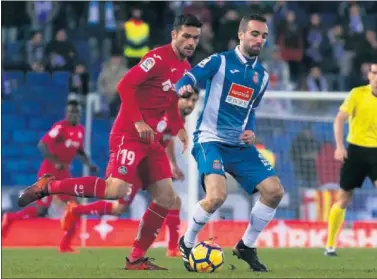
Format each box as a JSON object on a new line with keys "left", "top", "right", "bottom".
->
{"left": 3, "top": 71, "right": 24, "bottom": 87}
{"left": 52, "top": 71, "right": 70, "bottom": 90}
{"left": 25, "top": 72, "right": 51, "bottom": 87}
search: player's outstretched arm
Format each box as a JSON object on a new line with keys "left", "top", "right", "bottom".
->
{"left": 176, "top": 54, "right": 221, "bottom": 98}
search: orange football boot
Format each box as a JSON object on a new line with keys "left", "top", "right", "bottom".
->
{"left": 125, "top": 257, "right": 168, "bottom": 270}
{"left": 17, "top": 174, "right": 54, "bottom": 207}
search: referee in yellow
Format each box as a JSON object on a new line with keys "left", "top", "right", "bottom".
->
{"left": 325, "top": 62, "right": 377, "bottom": 256}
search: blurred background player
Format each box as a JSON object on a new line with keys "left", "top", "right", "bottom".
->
{"left": 325, "top": 62, "right": 377, "bottom": 256}
{"left": 2, "top": 100, "right": 98, "bottom": 253}
{"left": 61, "top": 92, "right": 199, "bottom": 257}
{"left": 176, "top": 14, "right": 284, "bottom": 272}
{"left": 17, "top": 14, "right": 202, "bottom": 270}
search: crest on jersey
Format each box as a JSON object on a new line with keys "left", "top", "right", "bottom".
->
{"left": 252, "top": 72, "right": 259, "bottom": 84}
{"left": 213, "top": 160, "right": 222, "bottom": 170}
{"left": 157, "top": 119, "right": 168, "bottom": 133}
{"left": 118, "top": 166, "right": 128, "bottom": 175}
{"left": 225, "top": 83, "right": 255, "bottom": 108}
{"left": 140, "top": 58, "right": 155, "bottom": 72}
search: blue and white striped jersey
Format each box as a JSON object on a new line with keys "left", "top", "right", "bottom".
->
{"left": 176, "top": 46, "right": 269, "bottom": 145}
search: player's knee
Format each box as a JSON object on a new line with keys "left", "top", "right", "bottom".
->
{"left": 36, "top": 205, "right": 48, "bottom": 217}
{"left": 337, "top": 189, "right": 353, "bottom": 209}
{"left": 104, "top": 177, "right": 130, "bottom": 199}
{"left": 154, "top": 193, "right": 176, "bottom": 209}
{"left": 205, "top": 192, "right": 227, "bottom": 212}
{"left": 259, "top": 177, "right": 284, "bottom": 206}
{"left": 111, "top": 202, "right": 128, "bottom": 216}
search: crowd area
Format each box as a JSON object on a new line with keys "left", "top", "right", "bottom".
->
{"left": 2, "top": 1, "right": 377, "bottom": 113}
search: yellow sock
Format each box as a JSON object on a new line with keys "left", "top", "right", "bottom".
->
{"left": 326, "top": 203, "right": 346, "bottom": 248}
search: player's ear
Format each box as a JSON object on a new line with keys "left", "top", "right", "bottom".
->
{"left": 238, "top": 31, "right": 244, "bottom": 41}
{"left": 171, "top": 30, "right": 177, "bottom": 40}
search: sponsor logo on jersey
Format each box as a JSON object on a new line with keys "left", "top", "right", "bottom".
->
{"left": 161, "top": 79, "right": 176, "bottom": 92}
{"left": 118, "top": 166, "right": 128, "bottom": 175}
{"left": 65, "top": 139, "right": 80, "bottom": 148}
{"left": 213, "top": 160, "right": 222, "bottom": 170}
{"left": 225, "top": 83, "right": 255, "bottom": 108}
{"left": 140, "top": 57, "right": 155, "bottom": 72}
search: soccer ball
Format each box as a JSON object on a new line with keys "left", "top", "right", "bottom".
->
{"left": 189, "top": 240, "right": 224, "bottom": 272}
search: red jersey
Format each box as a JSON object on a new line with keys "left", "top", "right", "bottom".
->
{"left": 39, "top": 120, "right": 85, "bottom": 171}
{"left": 114, "top": 44, "right": 191, "bottom": 141}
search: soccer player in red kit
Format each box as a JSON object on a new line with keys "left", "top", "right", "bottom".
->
{"left": 2, "top": 100, "right": 98, "bottom": 252}
{"left": 17, "top": 14, "right": 202, "bottom": 270}
{"left": 60, "top": 92, "right": 199, "bottom": 257}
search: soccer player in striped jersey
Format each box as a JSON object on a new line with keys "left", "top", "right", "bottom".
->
{"left": 176, "top": 14, "right": 284, "bottom": 272}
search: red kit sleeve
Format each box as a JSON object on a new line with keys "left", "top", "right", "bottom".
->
{"left": 116, "top": 53, "right": 161, "bottom": 123}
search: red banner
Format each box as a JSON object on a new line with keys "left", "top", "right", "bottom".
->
{"left": 2, "top": 219, "right": 377, "bottom": 248}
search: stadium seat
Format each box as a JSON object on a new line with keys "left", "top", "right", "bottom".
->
{"left": 2, "top": 115, "right": 27, "bottom": 129}
{"left": 1, "top": 101, "right": 18, "bottom": 114}
{"left": 19, "top": 101, "right": 43, "bottom": 115}
{"left": 12, "top": 130, "right": 44, "bottom": 144}
{"left": 52, "top": 71, "right": 70, "bottom": 90}
{"left": 3, "top": 71, "right": 24, "bottom": 87}
{"left": 29, "top": 117, "right": 54, "bottom": 130}
{"left": 25, "top": 72, "right": 51, "bottom": 87}
{"left": 5, "top": 41, "right": 22, "bottom": 62}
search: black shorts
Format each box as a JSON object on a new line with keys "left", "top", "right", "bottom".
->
{"left": 340, "top": 144, "right": 377, "bottom": 191}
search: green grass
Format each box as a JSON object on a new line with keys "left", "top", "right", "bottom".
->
{"left": 2, "top": 248, "right": 377, "bottom": 278}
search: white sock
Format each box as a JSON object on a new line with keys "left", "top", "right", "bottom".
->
{"left": 184, "top": 202, "right": 212, "bottom": 248}
{"left": 242, "top": 200, "right": 276, "bottom": 248}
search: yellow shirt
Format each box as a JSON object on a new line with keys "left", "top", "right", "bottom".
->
{"left": 339, "top": 84, "right": 377, "bottom": 147}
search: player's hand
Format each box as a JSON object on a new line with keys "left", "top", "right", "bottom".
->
{"left": 178, "top": 85, "right": 194, "bottom": 98}
{"left": 240, "top": 130, "right": 256, "bottom": 145}
{"left": 171, "top": 163, "right": 185, "bottom": 181}
{"left": 334, "top": 146, "right": 347, "bottom": 162}
{"left": 177, "top": 129, "right": 188, "bottom": 153}
{"left": 55, "top": 163, "right": 65, "bottom": 170}
{"left": 135, "top": 120, "right": 155, "bottom": 143}
{"left": 88, "top": 163, "right": 99, "bottom": 174}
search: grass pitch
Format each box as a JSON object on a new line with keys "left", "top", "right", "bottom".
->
{"left": 2, "top": 248, "right": 377, "bottom": 278}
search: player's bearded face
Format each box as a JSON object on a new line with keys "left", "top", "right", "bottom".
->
{"left": 179, "top": 94, "right": 199, "bottom": 116}
{"left": 66, "top": 106, "right": 81, "bottom": 125}
{"left": 239, "top": 20, "right": 268, "bottom": 57}
{"left": 172, "top": 26, "right": 201, "bottom": 58}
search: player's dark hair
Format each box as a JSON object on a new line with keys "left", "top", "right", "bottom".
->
{"left": 173, "top": 14, "right": 203, "bottom": 31}
{"left": 67, "top": 100, "right": 80, "bottom": 107}
{"left": 238, "top": 14, "right": 267, "bottom": 32}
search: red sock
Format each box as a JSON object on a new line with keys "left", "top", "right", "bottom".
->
{"left": 49, "top": 176, "right": 106, "bottom": 198}
{"left": 60, "top": 224, "right": 77, "bottom": 249}
{"left": 72, "top": 201, "right": 113, "bottom": 216}
{"left": 7, "top": 206, "right": 39, "bottom": 221}
{"left": 166, "top": 209, "right": 181, "bottom": 250}
{"left": 129, "top": 202, "right": 168, "bottom": 262}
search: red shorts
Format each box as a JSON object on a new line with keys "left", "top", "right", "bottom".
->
{"left": 106, "top": 134, "right": 172, "bottom": 189}
{"left": 36, "top": 167, "right": 75, "bottom": 208}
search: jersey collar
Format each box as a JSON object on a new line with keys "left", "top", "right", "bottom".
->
{"left": 235, "top": 46, "right": 258, "bottom": 68}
